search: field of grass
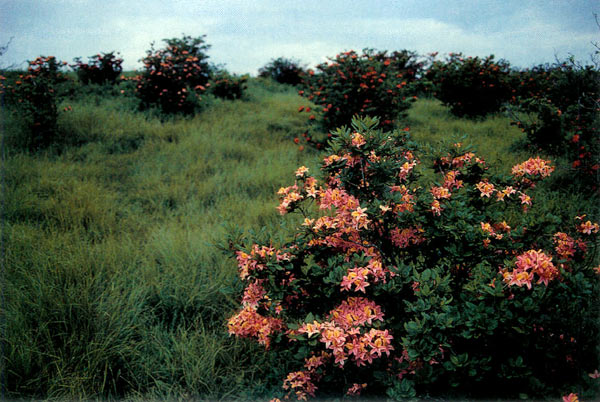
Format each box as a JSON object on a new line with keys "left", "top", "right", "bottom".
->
{"left": 2, "top": 78, "right": 598, "bottom": 399}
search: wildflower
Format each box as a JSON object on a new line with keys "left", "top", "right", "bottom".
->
{"left": 227, "top": 305, "right": 284, "bottom": 348}
{"left": 519, "top": 192, "right": 532, "bottom": 205}
{"left": 554, "top": 232, "right": 576, "bottom": 260}
{"left": 431, "top": 199, "right": 443, "bottom": 215}
{"left": 295, "top": 166, "right": 309, "bottom": 177}
{"left": 241, "top": 280, "right": 267, "bottom": 308}
{"left": 299, "top": 321, "right": 322, "bottom": 338}
{"left": 512, "top": 157, "right": 554, "bottom": 179}
{"left": 503, "top": 249, "right": 558, "bottom": 288}
{"left": 476, "top": 180, "right": 495, "bottom": 197}
{"left": 351, "top": 132, "right": 366, "bottom": 148}
{"left": 346, "top": 383, "right": 367, "bottom": 396}
{"left": 341, "top": 267, "right": 370, "bottom": 293}
{"left": 562, "top": 393, "right": 579, "bottom": 402}
{"left": 379, "top": 204, "right": 391, "bottom": 214}
{"left": 430, "top": 186, "right": 451, "bottom": 199}
{"left": 283, "top": 370, "right": 317, "bottom": 400}
{"left": 391, "top": 227, "right": 425, "bottom": 248}
{"left": 577, "top": 220, "right": 599, "bottom": 235}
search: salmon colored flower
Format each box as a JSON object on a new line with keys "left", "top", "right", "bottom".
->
{"left": 577, "top": 220, "right": 599, "bottom": 235}
{"left": 476, "top": 180, "right": 495, "bottom": 197}
{"left": 351, "top": 132, "right": 366, "bottom": 148}
{"left": 295, "top": 166, "right": 309, "bottom": 177}
{"left": 346, "top": 383, "right": 367, "bottom": 396}
{"left": 562, "top": 393, "right": 578, "bottom": 402}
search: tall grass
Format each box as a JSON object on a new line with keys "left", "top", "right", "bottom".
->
{"left": 2, "top": 81, "right": 597, "bottom": 399}
{"left": 2, "top": 80, "right": 318, "bottom": 399}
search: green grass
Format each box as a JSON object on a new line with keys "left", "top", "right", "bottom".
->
{"left": 2, "top": 81, "right": 597, "bottom": 400}
{"left": 2, "top": 79, "right": 318, "bottom": 399}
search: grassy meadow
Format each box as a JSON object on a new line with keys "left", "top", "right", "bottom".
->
{"left": 2, "top": 78, "right": 598, "bottom": 399}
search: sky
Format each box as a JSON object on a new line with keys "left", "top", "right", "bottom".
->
{"left": 0, "top": 0, "right": 598, "bottom": 74}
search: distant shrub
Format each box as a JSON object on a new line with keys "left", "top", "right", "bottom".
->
{"left": 1, "top": 56, "right": 68, "bottom": 149}
{"left": 258, "top": 57, "right": 305, "bottom": 86}
{"left": 508, "top": 59, "right": 599, "bottom": 177}
{"left": 425, "top": 53, "right": 512, "bottom": 117}
{"left": 225, "top": 116, "right": 600, "bottom": 401}
{"left": 136, "top": 35, "right": 212, "bottom": 115}
{"left": 72, "top": 51, "right": 123, "bottom": 85}
{"left": 299, "top": 49, "right": 418, "bottom": 134}
{"left": 210, "top": 70, "right": 248, "bottom": 100}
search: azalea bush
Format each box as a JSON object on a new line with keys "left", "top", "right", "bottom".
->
{"left": 135, "top": 35, "right": 212, "bottom": 115}
{"left": 225, "top": 117, "right": 600, "bottom": 400}
{"left": 72, "top": 51, "right": 123, "bottom": 85}
{"left": 259, "top": 57, "right": 305, "bottom": 86}
{"left": 508, "top": 60, "right": 599, "bottom": 177}
{"left": 210, "top": 70, "right": 247, "bottom": 100}
{"left": 1, "top": 56, "right": 68, "bottom": 149}
{"left": 299, "top": 49, "right": 418, "bottom": 135}
{"left": 425, "top": 53, "right": 512, "bottom": 117}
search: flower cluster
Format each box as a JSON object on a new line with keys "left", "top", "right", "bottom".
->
{"left": 511, "top": 156, "right": 555, "bottom": 179}
{"left": 501, "top": 249, "right": 559, "bottom": 288}
{"left": 226, "top": 305, "right": 284, "bottom": 348}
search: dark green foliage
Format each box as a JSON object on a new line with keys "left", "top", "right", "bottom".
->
{"left": 508, "top": 59, "right": 599, "bottom": 179}
{"left": 258, "top": 57, "right": 305, "bottom": 86}
{"left": 425, "top": 53, "right": 512, "bottom": 117}
{"left": 72, "top": 51, "right": 123, "bottom": 85}
{"left": 210, "top": 70, "right": 248, "bottom": 100}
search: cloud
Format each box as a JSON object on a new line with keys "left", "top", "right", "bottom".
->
{"left": 1, "top": 1, "right": 597, "bottom": 72}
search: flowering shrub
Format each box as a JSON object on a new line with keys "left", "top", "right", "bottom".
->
{"left": 1, "top": 56, "right": 68, "bottom": 149}
{"left": 507, "top": 60, "right": 599, "bottom": 177}
{"left": 209, "top": 70, "right": 247, "bottom": 100}
{"left": 136, "top": 35, "right": 212, "bottom": 115}
{"left": 425, "top": 53, "right": 512, "bottom": 117}
{"left": 299, "top": 49, "right": 418, "bottom": 134}
{"left": 225, "top": 117, "right": 599, "bottom": 400}
{"left": 259, "top": 57, "right": 306, "bottom": 86}
{"left": 72, "top": 51, "right": 123, "bottom": 85}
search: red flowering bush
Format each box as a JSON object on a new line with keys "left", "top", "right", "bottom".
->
{"left": 1, "top": 56, "right": 68, "bottom": 149}
{"left": 299, "top": 49, "right": 419, "bottom": 134}
{"left": 225, "top": 117, "right": 599, "bottom": 400}
{"left": 136, "top": 35, "right": 212, "bottom": 115}
{"left": 209, "top": 70, "right": 247, "bottom": 100}
{"left": 425, "top": 53, "right": 512, "bottom": 117}
{"left": 72, "top": 51, "right": 123, "bottom": 85}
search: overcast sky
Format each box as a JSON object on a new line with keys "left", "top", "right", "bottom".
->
{"left": 1, "top": 0, "right": 598, "bottom": 74}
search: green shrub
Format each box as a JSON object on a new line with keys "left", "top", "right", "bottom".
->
{"left": 210, "top": 70, "right": 248, "bottom": 100}
{"left": 258, "top": 57, "right": 305, "bottom": 86}
{"left": 225, "top": 117, "right": 599, "bottom": 400}
{"left": 425, "top": 53, "right": 512, "bottom": 117}
{"left": 135, "top": 35, "right": 212, "bottom": 115}
{"left": 508, "top": 59, "right": 599, "bottom": 179}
